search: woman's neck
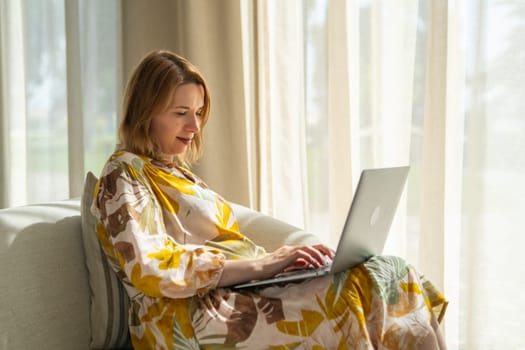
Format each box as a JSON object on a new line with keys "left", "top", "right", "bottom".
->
{"left": 157, "top": 153, "right": 175, "bottom": 165}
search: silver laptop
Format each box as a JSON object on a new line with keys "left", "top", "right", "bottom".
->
{"left": 233, "top": 166, "right": 409, "bottom": 290}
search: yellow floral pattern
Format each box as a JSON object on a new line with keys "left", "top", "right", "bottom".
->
{"left": 92, "top": 151, "right": 447, "bottom": 349}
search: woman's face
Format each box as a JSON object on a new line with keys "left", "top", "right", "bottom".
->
{"left": 151, "top": 83, "right": 204, "bottom": 160}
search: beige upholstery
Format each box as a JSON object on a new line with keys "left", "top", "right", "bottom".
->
{"left": 231, "top": 202, "right": 322, "bottom": 251}
{"left": 0, "top": 197, "right": 322, "bottom": 349}
{"left": 0, "top": 200, "right": 90, "bottom": 349}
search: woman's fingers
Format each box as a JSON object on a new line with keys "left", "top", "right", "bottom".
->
{"left": 283, "top": 258, "right": 309, "bottom": 272}
{"left": 313, "top": 244, "right": 335, "bottom": 259}
{"left": 267, "top": 244, "right": 335, "bottom": 276}
{"left": 307, "top": 244, "right": 335, "bottom": 264}
{"left": 284, "top": 245, "right": 329, "bottom": 268}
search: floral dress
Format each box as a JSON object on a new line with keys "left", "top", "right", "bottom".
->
{"left": 91, "top": 151, "right": 447, "bottom": 350}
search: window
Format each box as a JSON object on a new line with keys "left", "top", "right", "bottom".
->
{"left": 0, "top": 0, "right": 120, "bottom": 206}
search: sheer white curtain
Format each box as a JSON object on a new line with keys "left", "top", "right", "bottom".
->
{"left": 254, "top": 0, "right": 419, "bottom": 248}
{"left": 0, "top": 0, "right": 120, "bottom": 208}
{"left": 253, "top": 0, "right": 525, "bottom": 348}
{"left": 255, "top": 0, "right": 309, "bottom": 228}
{"left": 458, "top": 0, "right": 525, "bottom": 348}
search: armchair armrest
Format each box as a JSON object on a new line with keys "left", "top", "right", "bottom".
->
{"left": 229, "top": 202, "right": 323, "bottom": 252}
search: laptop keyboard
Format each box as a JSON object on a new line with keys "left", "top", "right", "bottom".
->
{"left": 275, "top": 262, "right": 332, "bottom": 278}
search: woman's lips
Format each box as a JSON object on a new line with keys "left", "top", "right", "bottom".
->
{"left": 177, "top": 137, "right": 192, "bottom": 145}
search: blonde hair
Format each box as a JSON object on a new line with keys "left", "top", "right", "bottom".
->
{"left": 119, "top": 50, "right": 210, "bottom": 166}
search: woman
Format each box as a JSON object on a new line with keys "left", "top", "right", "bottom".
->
{"left": 92, "top": 50, "right": 447, "bottom": 349}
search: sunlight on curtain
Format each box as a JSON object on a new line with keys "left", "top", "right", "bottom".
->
{"left": 352, "top": 0, "right": 418, "bottom": 257}
{"left": 300, "top": 0, "right": 525, "bottom": 348}
{"left": 256, "top": 0, "right": 309, "bottom": 228}
{"left": 0, "top": 0, "right": 120, "bottom": 208}
{"left": 24, "top": 0, "right": 69, "bottom": 204}
{"left": 304, "top": 0, "right": 330, "bottom": 238}
{"left": 304, "top": 0, "right": 419, "bottom": 249}
{"left": 75, "top": 0, "right": 121, "bottom": 186}
{"left": 0, "top": 0, "right": 31, "bottom": 207}
{"left": 459, "top": 1, "right": 525, "bottom": 348}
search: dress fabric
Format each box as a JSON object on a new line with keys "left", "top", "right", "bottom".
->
{"left": 91, "top": 151, "right": 448, "bottom": 350}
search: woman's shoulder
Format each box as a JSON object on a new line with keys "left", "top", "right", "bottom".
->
{"left": 108, "top": 150, "right": 148, "bottom": 163}
{"left": 99, "top": 150, "right": 151, "bottom": 177}
{"left": 104, "top": 150, "right": 151, "bottom": 169}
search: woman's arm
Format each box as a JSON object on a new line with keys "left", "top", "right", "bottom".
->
{"left": 93, "top": 158, "right": 226, "bottom": 299}
{"left": 217, "top": 244, "right": 334, "bottom": 287}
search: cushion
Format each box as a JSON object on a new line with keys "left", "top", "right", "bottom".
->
{"left": 229, "top": 202, "right": 324, "bottom": 251}
{"left": 81, "top": 172, "right": 132, "bottom": 349}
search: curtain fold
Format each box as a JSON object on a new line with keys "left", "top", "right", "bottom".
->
{"left": 0, "top": 0, "right": 28, "bottom": 207}
{"left": 254, "top": 0, "right": 309, "bottom": 227}
{"left": 65, "top": 0, "right": 85, "bottom": 198}
{"left": 418, "top": 0, "right": 467, "bottom": 330}
{"left": 419, "top": 0, "right": 449, "bottom": 292}
{"left": 354, "top": 0, "right": 418, "bottom": 256}
{"left": 172, "top": 0, "right": 256, "bottom": 209}
{"left": 326, "top": 0, "right": 355, "bottom": 245}
{"left": 0, "top": 0, "right": 121, "bottom": 208}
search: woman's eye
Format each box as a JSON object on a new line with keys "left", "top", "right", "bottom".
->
{"left": 174, "top": 111, "right": 186, "bottom": 116}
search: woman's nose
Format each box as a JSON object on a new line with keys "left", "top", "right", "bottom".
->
{"left": 187, "top": 113, "right": 200, "bottom": 132}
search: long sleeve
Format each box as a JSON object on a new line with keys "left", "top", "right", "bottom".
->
{"left": 91, "top": 153, "right": 226, "bottom": 299}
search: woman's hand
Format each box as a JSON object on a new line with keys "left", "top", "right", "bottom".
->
{"left": 267, "top": 244, "right": 334, "bottom": 274}
{"left": 217, "top": 244, "right": 334, "bottom": 287}
{"left": 284, "top": 244, "right": 334, "bottom": 271}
